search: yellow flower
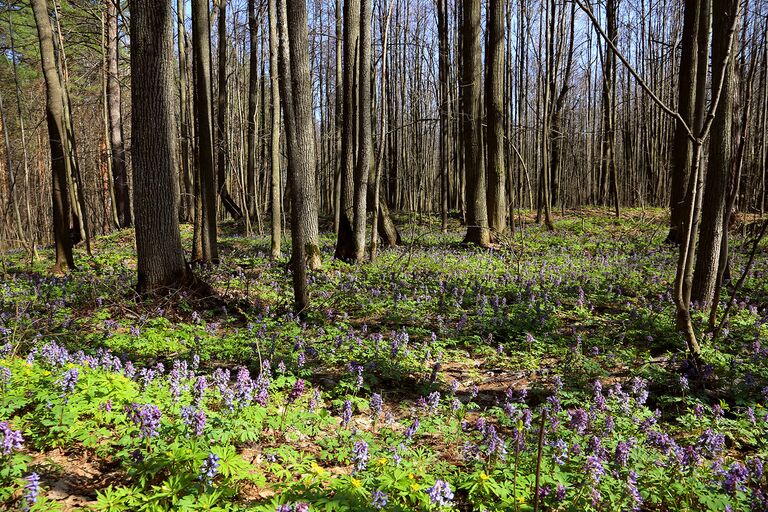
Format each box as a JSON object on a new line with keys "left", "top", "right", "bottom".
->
{"left": 479, "top": 472, "right": 489, "bottom": 481}
{"left": 376, "top": 457, "right": 388, "bottom": 466}
{"left": 410, "top": 483, "right": 420, "bottom": 492}
{"left": 350, "top": 478, "right": 362, "bottom": 488}
{"left": 311, "top": 462, "right": 325, "bottom": 475}
{"left": 408, "top": 473, "right": 416, "bottom": 480}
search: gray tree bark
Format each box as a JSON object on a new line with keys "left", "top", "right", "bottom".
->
{"left": 130, "top": 0, "right": 190, "bottom": 292}
{"left": 30, "top": 0, "right": 75, "bottom": 272}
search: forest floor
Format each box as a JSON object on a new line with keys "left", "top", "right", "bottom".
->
{"left": 0, "top": 208, "right": 767, "bottom": 511}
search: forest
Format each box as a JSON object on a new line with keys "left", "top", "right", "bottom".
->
{"left": 0, "top": 0, "right": 767, "bottom": 509}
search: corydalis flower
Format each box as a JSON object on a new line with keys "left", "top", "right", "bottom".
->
{"left": 126, "top": 403, "right": 162, "bottom": 438}
{"left": 0, "top": 421, "right": 23, "bottom": 455}
{"left": 371, "top": 489, "right": 388, "bottom": 509}
{"left": 405, "top": 418, "right": 420, "bottom": 440}
{"left": 288, "top": 379, "right": 305, "bottom": 404}
{"left": 426, "top": 479, "right": 454, "bottom": 507}
{"left": 57, "top": 367, "right": 79, "bottom": 395}
{"left": 180, "top": 406, "right": 206, "bottom": 436}
{"left": 22, "top": 472, "right": 40, "bottom": 511}
{"left": 370, "top": 393, "right": 383, "bottom": 419}
{"left": 199, "top": 453, "right": 220, "bottom": 485}
{"left": 351, "top": 440, "right": 369, "bottom": 472}
{"left": 341, "top": 400, "right": 353, "bottom": 427}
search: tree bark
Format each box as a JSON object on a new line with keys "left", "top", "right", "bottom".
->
{"left": 353, "top": 0, "right": 373, "bottom": 262}
{"left": 267, "top": 0, "right": 282, "bottom": 259}
{"left": 30, "top": 0, "right": 75, "bottom": 273}
{"left": 461, "top": 0, "right": 490, "bottom": 246}
{"left": 192, "top": 0, "right": 219, "bottom": 263}
{"left": 334, "top": 0, "right": 360, "bottom": 261}
{"left": 216, "top": 0, "right": 244, "bottom": 221}
{"left": 486, "top": 0, "right": 506, "bottom": 238}
{"left": 130, "top": 0, "right": 190, "bottom": 292}
{"left": 691, "top": 0, "right": 738, "bottom": 305}
{"left": 106, "top": 0, "right": 130, "bottom": 228}
{"left": 280, "top": 0, "right": 321, "bottom": 311}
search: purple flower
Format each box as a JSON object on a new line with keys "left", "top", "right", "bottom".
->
{"left": 569, "top": 408, "right": 589, "bottom": 434}
{"left": 426, "top": 479, "right": 454, "bottom": 507}
{"left": 614, "top": 439, "right": 633, "bottom": 466}
{"left": 371, "top": 489, "right": 388, "bottom": 509}
{"left": 370, "top": 393, "right": 383, "bottom": 419}
{"left": 194, "top": 377, "right": 208, "bottom": 407}
{"left": 288, "top": 379, "right": 305, "bottom": 404}
{"left": 351, "top": 440, "right": 369, "bottom": 472}
{"left": 126, "top": 403, "right": 162, "bottom": 438}
{"left": 698, "top": 428, "right": 725, "bottom": 455}
{"left": 57, "top": 367, "right": 79, "bottom": 394}
{"left": 0, "top": 421, "right": 23, "bottom": 454}
{"left": 341, "top": 400, "right": 353, "bottom": 427}
{"left": 0, "top": 366, "right": 10, "bottom": 387}
{"left": 552, "top": 439, "right": 568, "bottom": 465}
{"left": 199, "top": 453, "right": 220, "bottom": 485}
{"left": 180, "top": 406, "right": 206, "bottom": 436}
{"left": 555, "top": 483, "right": 566, "bottom": 501}
{"left": 627, "top": 471, "right": 642, "bottom": 511}
{"left": 405, "top": 418, "right": 420, "bottom": 440}
{"left": 427, "top": 391, "right": 441, "bottom": 413}
{"left": 22, "top": 472, "right": 40, "bottom": 511}
{"left": 586, "top": 455, "right": 605, "bottom": 482}
{"left": 723, "top": 461, "right": 749, "bottom": 494}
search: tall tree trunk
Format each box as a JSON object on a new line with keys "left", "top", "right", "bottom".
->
{"left": 353, "top": 0, "right": 373, "bottom": 262}
{"left": 268, "top": 0, "right": 282, "bottom": 259}
{"left": 178, "top": 0, "right": 194, "bottom": 223}
{"left": 131, "top": 0, "right": 191, "bottom": 292}
{"left": 30, "top": 0, "right": 75, "bottom": 273}
{"left": 666, "top": 0, "right": 700, "bottom": 244}
{"left": 106, "top": 0, "right": 131, "bottom": 228}
{"left": 437, "top": 0, "right": 450, "bottom": 233}
{"left": 192, "top": 0, "right": 219, "bottom": 263}
{"left": 280, "top": 0, "right": 321, "bottom": 311}
{"left": 247, "top": 0, "right": 259, "bottom": 225}
{"left": 334, "top": 0, "right": 360, "bottom": 261}
{"left": 461, "top": 0, "right": 490, "bottom": 246}
{"left": 486, "top": 0, "right": 506, "bottom": 238}
{"left": 691, "top": 0, "right": 738, "bottom": 305}
{"left": 216, "top": 0, "right": 244, "bottom": 221}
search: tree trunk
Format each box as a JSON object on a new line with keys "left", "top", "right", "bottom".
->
{"left": 486, "top": 0, "right": 506, "bottom": 238}
{"left": 30, "top": 0, "right": 75, "bottom": 273}
{"left": 106, "top": 0, "right": 130, "bottom": 228}
{"left": 247, "top": 0, "right": 259, "bottom": 226}
{"left": 353, "top": 0, "right": 373, "bottom": 262}
{"left": 177, "top": 0, "right": 194, "bottom": 223}
{"left": 192, "top": 0, "right": 219, "bottom": 263}
{"left": 461, "top": 0, "right": 490, "bottom": 246}
{"left": 666, "top": 0, "right": 700, "bottom": 244}
{"left": 280, "top": 0, "right": 321, "bottom": 311}
{"left": 334, "top": 0, "right": 360, "bottom": 261}
{"left": 691, "top": 0, "right": 738, "bottom": 305}
{"left": 267, "top": 0, "right": 282, "bottom": 259}
{"left": 130, "top": 0, "right": 190, "bottom": 292}
{"left": 216, "top": 0, "right": 244, "bottom": 221}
